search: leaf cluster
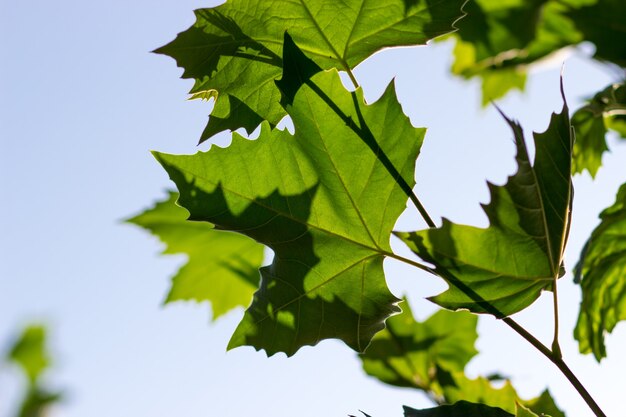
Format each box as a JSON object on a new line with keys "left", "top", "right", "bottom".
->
{"left": 4, "top": 325, "right": 62, "bottom": 417}
{"left": 130, "top": 0, "right": 626, "bottom": 415}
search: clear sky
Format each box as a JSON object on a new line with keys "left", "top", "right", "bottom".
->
{"left": 1, "top": 1, "right": 625, "bottom": 417}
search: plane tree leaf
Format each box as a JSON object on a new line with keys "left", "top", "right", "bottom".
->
{"left": 574, "top": 182, "right": 626, "bottom": 360}
{"left": 154, "top": 34, "right": 425, "bottom": 356}
{"left": 524, "top": 390, "right": 566, "bottom": 417}
{"left": 127, "top": 191, "right": 264, "bottom": 320}
{"left": 566, "top": 0, "right": 626, "bottom": 67}
{"left": 440, "top": 374, "right": 564, "bottom": 416}
{"left": 6, "top": 325, "right": 63, "bottom": 417}
{"left": 396, "top": 86, "right": 573, "bottom": 317}
{"left": 156, "top": 0, "right": 466, "bottom": 142}
{"left": 359, "top": 300, "right": 564, "bottom": 416}
{"left": 360, "top": 299, "right": 478, "bottom": 395}
{"left": 450, "top": 0, "right": 582, "bottom": 104}
{"left": 16, "top": 388, "right": 63, "bottom": 417}
{"left": 8, "top": 325, "right": 50, "bottom": 384}
{"left": 572, "top": 82, "right": 626, "bottom": 178}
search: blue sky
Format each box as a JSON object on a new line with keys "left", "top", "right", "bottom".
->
{"left": 1, "top": 1, "right": 625, "bottom": 416}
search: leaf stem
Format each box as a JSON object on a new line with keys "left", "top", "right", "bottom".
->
{"left": 409, "top": 194, "right": 436, "bottom": 228}
{"left": 386, "top": 251, "right": 436, "bottom": 274}
{"left": 551, "top": 277, "right": 562, "bottom": 358}
{"left": 395, "top": 253, "right": 606, "bottom": 417}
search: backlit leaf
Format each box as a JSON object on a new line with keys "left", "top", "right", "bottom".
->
{"left": 515, "top": 404, "right": 540, "bottom": 417}
{"left": 360, "top": 299, "right": 478, "bottom": 393}
{"left": 450, "top": 0, "right": 581, "bottom": 104}
{"left": 17, "top": 388, "right": 62, "bottom": 417}
{"left": 566, "top": 0, "right": 626, "bottom": 67}
{"left": 8, "top": 325, "right": 50, "bottom": 384}
{"left": 572, "top": 82, "right": 626, "bottom": 178}
{"left": 156, "top": 0, "right": 466, "bottom": 141}
{"left": 574, "top": 182, "right": 626, "bottom": 360}
{"left": 155, "top": 34, "right": 425, "bottom": 356}
{"left": 397, "top": 85, "right": 572, "bottom": 316}
{"left": 127, "top": 191, "right": 264, "bottom": 320}
{"left": 440, "top": 374, "right": 563, "bottom": 416}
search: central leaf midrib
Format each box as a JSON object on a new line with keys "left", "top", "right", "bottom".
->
{"left": 297, "top": 84, "right": 382, "bottom": 251}
{"left": 527, "top": 147, "right": 558, "bottom": 276}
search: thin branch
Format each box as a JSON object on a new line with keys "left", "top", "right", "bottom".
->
{"left": 396, "top": 257, "right": 606, "bottom": 417}
{"left": 503, "top": 317, "right": 606, "bottom": 417}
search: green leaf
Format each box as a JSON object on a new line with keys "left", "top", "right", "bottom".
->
{"left": 396, "top": 85, "right": 573, "bottom": 316}
{"left": 454, "top": 0, "right": 550, "bottom": 64}
{"left": 572, "top": 82, "right": 626, "bottom": 178}
{"left": 360, "top": 299, "right": 478, "bottom": 392}
{"left": 574, "top": 182, "right": 626, "bottom": 360}
{"left": 154, "top": 34, "right": 425, "bottom": 356}
{"left": 156, "top": 0, "right": 466, "bottom": 141}
{"left": 480, "top": 69, "right": 526, "bottom": 106}
{"left": 566, "top": 0, "right": 626, "bottom": 67}
{"left": 403, "top": 401, "right": 514, "bottom": 417}
{"left": 441, "top": 374, "right": 519, "bottom": 413}
{"left": 8, "top": 325, "right": 50, "bottom": 384}
{"left": 127, "top": 191, "right": 264, "bottom": 320}
{"left": 440, "top": 374, "right": 563, "bottom": 416}
{"left": 450, "top": 1, "right": 582, "bottom": 103}
{"left": 17, "top": 388, "right": 62, "bottom": 417}
{"left": 523, "top": 390, "right": 565, "bottom": 417}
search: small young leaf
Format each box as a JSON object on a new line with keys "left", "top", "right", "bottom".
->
{"left": 155, "top": 36, "right": 425, "bottom": 356}
{"left": 574, "top": 182, "right": 626, "bottom": 360}
{"left": 397, "top": 84, "right": 572, "bottom": 317}
{"left": 17, "top": 388, "right": 62, "bottom": 417}
{"left": 8, "top": 325, "right": 50, "bottom": 384}
{"left": 127, "top": 191, "right": 264, "bottom": 320}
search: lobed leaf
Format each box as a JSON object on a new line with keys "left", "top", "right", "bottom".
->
{"left": 359, "top": 300, "right": 564, "bottom": 416}
{"left": 566, "top": 0, "right": 626, "bottom": 67}
{"left": 574, "top": 182, "right": 626, "bottom": 360}
{"left": 450, "top": 0, "right": 582, "bottom": 104}
{"left": 360, "top": 299, "right": 478, "bottom": 393}
{"left": 397, "top": 84, "right": 573, "bottom": 317}
{"left": 8, "top": 325, "right": 50, "bottom": 384}
{"left": 572, "top": 82, "right": 626, "bottom": 178}
{"left": 16, "top": 388, "right": 62, "bottom": 417}
{"left": 6, "top": 325, "right": 63, "bottom": 416}
{"left": 155, "top": 34, "right": 425, "bottom": 356}
{"left": 127, "top": 191, "right": 264, "bottom": 320}
{"left": 440, "top": 374, "right": 564, "bottom": 416}
{"left": 156, "top": 0, "right": 466, "bottom": 141}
